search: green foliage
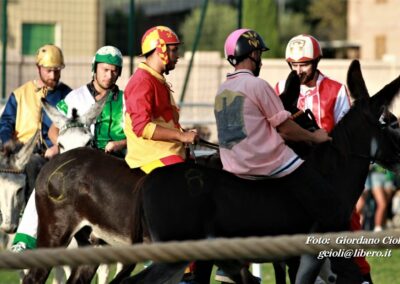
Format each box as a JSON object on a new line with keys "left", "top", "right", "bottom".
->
{"left": 279, "top": 12, "right": 311, "bottom": 47}
{"left": 179, "top": 2, "right": 237, "bottom": 55}
{"left": 243, "top": 0, "right": 281, "bottom": 58}
{"left": 307, "top": 0, "right": 347, "bottom": 41}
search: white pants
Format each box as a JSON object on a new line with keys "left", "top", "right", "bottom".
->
{"left": 17, "top": 189, "right": 38, "bottom": 238}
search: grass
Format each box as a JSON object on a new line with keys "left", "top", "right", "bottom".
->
{"left": 0, "top": 250, "right": 399, "bottom": 283}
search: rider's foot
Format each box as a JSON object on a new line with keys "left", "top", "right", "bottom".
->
{"left": 215, "top": 268, "right": 235, "bottom": 283}
{"left": 10, "top": 241, "right": 27, "bottom": 253}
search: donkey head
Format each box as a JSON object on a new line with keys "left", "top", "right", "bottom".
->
{"left": 344, "top": 60, "right": 400, "bottom": 172}
{"left": 0, "top": 131, "right": 39, "bottom": 233}
{"left": 41, "top": 95, "right": 107, "bottom": 153}
{"left": 280, "top": 70, "right": 319, "bottom": 132}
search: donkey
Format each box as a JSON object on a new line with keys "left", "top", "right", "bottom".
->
{"left": 39, "top": 96, "right": 124, "bottom": 284}
{"left": 119, "top": 60, "right": 400, "bottom": 284}
{"left": 41, "top": 95, "right": 107, "bottom": 153}
{"left": 0, "top": 131, "right": 39, "bottom": 234}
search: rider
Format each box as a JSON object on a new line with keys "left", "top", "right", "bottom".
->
{"left": 215, "top": 29, "right": 347, "bottom": 283}
{"left": 275, "top": 34, "right": 372, "bottom": 284}
{"left": 123, "top": 26, "right": 199, "bottom": 282}
{"left": 275, "top": 34, "right": 350, "bottom": 133}
{"left": 124, "top": 26, "right": 197, "bottom": 173}
{"left": 48, "top": 45, "right": 126, "bottom": 157}
{"left": 10, "top": 46, "right": 126, "bottom": 253}
{"left": 0, "top": 44, "right": 71, "bottom": 201}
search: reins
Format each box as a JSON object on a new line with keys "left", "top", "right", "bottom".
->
{"left": 187, "top": 138, "right": 220, "bottom": 164}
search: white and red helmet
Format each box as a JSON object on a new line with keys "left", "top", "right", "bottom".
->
{"left": 285, "top": 34, "right": 322, "bottom": 63}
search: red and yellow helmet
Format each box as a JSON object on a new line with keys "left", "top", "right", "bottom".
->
{"left": 141, "top": 26, "right": 180, "bottom": 65}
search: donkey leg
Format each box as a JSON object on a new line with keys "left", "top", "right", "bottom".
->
{"left": 120, "top": 262, "right": 189, "bottom": 284}
{"left": 66, "top": 265, "right": 98, "bottom": 284}
{"left": 215, "top": 260, "right": 260, "bottom": 284}
{"left": 22, "top": 269, "right": 51, "bottom": 284}
{"left": 329, "top": 257, "right": 363, "bottom": 284}
{"left": 109, "top": 264, "right": 137, "bottom": 284}
{"left": 272, "top": 261, "right": 288, "bottom": 284}
{"left": 65, "top": 228, "right": 99, "bottom": 284}
{"left": 294, "top": 254, "right": 324, "bottom": 284}
{"left": 23, "top": 220, "right": 70, "bottom": 283}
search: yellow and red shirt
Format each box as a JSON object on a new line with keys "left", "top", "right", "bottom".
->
{"left": 124, "top": 63, "right": 185, "bottom": 170}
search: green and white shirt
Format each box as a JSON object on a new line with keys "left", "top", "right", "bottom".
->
{"left": 57, "top": 83, "right": 126, "bottom": 151}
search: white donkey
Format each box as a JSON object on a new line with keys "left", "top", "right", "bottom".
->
{"left": 0, "top": 131, "right": 40, "bottom": 235}
{"left": 41, "top": 96, "right": 123, "bottom": 284}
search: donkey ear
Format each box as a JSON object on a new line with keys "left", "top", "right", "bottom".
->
{"left": 346, "top": 60, "right": 369, "bottom": 101}
{"left": 279, "top": 71, "right": 300, "bottom": 110}
{"left": 369, "top": 75, "right": 400, "bottom": 116}
{"left": 13, "top": 130, "right": 40, "bottom": 170}
{"left": 41, "top": 98, "right": 69, "bottom": 129}
{"left": 79, "top": 93, "right": 108, "bottom": 126}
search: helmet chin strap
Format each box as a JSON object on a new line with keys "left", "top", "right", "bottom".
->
{"left": 248, "top": 56, "right": 262, "bottom": 77}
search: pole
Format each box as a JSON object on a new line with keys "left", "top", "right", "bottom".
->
{"left": 128, "top": 0, "right": 135, "bottom": 75}
{"left": 237, "top": 0, "right": 242, "bottom": 29}
{"left": 1, "top": 0, "right": 8, "bottom": 100}
{"left": 179, "top": 0, "right": 209, "bottom": 104}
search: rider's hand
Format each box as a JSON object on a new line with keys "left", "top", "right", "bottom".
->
{"left": 105, "top": 141, "right": 125, "bottom": 153}
{"left": 44, "top": 145, "right": 59, "bottom": 159}
{"left": 312, "top": 128, "right": 332, "bottom": 144}
{"left": 179, "top": 130, "right": 199, "bottom": 144}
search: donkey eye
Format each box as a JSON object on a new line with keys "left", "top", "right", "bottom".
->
{"left": 58, "top": 143, "right": 64, "bottom": 150}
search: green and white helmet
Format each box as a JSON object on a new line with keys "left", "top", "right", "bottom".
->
{"left": 92, "top": 46, "right": 123, "bottom": 75}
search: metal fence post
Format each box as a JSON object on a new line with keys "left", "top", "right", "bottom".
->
{"left": 179, "top": 0, "right": 209, "bottom": 105}
{"left": 1, "top": 0, "right": 8, "bottom": 101}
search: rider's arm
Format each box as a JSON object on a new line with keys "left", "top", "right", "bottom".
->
{"left": 277, "top": 118, "right": 331, "bottom": 144}
{"left": 48, "top": 123, "right": 59, "bottom": 146}
{"left": 0, "top": 94, "right": 17, "bottom": 144}
{"left": 151, "top": 125, "right": 197, "bottom": 144}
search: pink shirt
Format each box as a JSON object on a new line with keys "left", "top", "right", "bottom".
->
{"left": 215, "top": 70, "right": 303, "bottom": 178}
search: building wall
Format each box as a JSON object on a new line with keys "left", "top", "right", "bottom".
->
{"left": 7, "top": 0, "right": 103, "bottom": 57}
{"left": 348, "top": 0, "right": 400, "bottom": 61}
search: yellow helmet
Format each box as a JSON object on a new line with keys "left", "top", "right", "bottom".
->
{"left": 36, "top": 44, "right": 65, "bottom": 69}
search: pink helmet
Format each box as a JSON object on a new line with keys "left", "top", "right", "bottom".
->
{"left": 285, "top": 34, "right": 322, "bottom": 63}
{"left": 224, "top": 29, "right": 269, "bottom": 66}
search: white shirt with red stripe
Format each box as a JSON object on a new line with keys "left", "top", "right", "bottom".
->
{"left": 275, "top": 71, "right": 350, "bottom": 132}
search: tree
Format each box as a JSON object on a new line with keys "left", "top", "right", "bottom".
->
{"left": 307, "top": 0, "right": 347, "bottom": 41}
{"left": 243, "top": 0, "right": 281, "bottom": 57}
{"left": 279, "top": 12, "right": 311, "bottom": 46}
{"left": 179, "top": 2, "right": 237, "bottom": 55}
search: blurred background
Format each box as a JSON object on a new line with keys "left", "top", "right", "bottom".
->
{"left": 0, "top": 0, "right": 400, "bottom": 141}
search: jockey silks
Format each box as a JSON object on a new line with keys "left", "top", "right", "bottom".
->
{"left": 124, "top": 63, "right": 185, "bottom": 169}
{"left": 215, "top": 69, "right": 303, "bottom": 178}
{"left": 275, "top": 71, "right": 350, "bottom": 132}
{"left": 56, "top": 84, "right": 126, "bottom": 150}
{"left": 0, "top": 80, "right": 71, "bottom": 146}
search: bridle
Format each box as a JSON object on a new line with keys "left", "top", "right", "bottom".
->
{"left": 0, "top": 168, "right": 25, "bottom": 174}
{"left": 58, "top": 121, "right": 87, "bottom": 136}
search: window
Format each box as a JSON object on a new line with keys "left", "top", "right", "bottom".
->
{"left": 375, "top": 35, "right": 386, "bottom": 60}
{"left": 22, "top": 23, "right": 55, "bottom": 55}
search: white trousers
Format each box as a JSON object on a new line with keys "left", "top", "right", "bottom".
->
{"left": 17, "top": 189, "right": 38, "bottom": 238}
